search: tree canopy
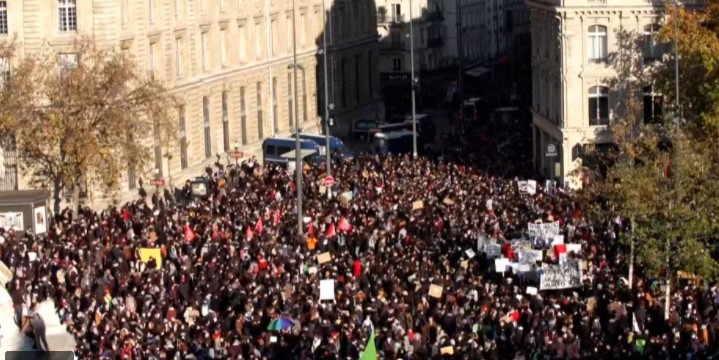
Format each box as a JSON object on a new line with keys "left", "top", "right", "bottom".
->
{"left": 0, "top": 37, "right": 178, "bottom": 213}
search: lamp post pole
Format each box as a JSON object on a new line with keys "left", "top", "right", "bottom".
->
{"left": 292, "top": 0, "right": 303, "bottom": 237}
{"left": 322, "top": 0, "right": 333, "bottom": 178}
{"left": 409, "top": 0, "right": 418, "bottom": 159}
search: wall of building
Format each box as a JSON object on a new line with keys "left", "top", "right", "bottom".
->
{"left": 1, "top": 0, "right": 381, "bottom": 207}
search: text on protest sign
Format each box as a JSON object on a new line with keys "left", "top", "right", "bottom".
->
{"left": 540, "top": 261, "right": 583, "bottom": 290}
{"left": 528, "top": 221, "right": 560, "bottom": 238}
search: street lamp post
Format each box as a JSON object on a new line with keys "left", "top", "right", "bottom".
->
{"left": 321, "top": 0, "right": 334, "bottom": 178}
{"left": 291, "top": 0, "right": 304, "bottom": 237}
{"left": 409, "top": 0, "right": 418, "bottom": 158}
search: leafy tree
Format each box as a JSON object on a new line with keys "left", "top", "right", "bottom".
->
{"left": 576, "top": 26, "right": 719, "bottom": 319}
{"left": 0, "top": 37, "right": 178, "bottom": 215}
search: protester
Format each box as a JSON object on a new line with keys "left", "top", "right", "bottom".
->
{"left": 0, "top": 149, "right": 716, "bottom": 360}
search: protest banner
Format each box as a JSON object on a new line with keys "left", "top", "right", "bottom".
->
{"left": 317, "top": 252, "right": 332, "bottom": 264}
{"left": 319, "top": 279, "right": 335, "bottom": 300}
{"left": 139, "top": 248, "right": 162, "bottom": 269}
{"left": 527, "top": 221, "right": 560, "bottom": 238}
{"left": 518, "top": 249, "right": 543, "bottom": 264}
{"left": 517, "top": 180, "right": 537, "bottom": 195}
{"left": 495, "top": 258, "right": 510, "bottom": 273}
{"left": 540, "top": 261, "right": 582, "bottom": 290}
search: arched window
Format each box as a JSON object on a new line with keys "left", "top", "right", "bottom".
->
{"left": 643, "top": 86, "right": 663, "bottom": 124}
{"left": 588, "top": 25, "right": 608, "bottom": 63}
{"left": 588, "top": 86, "right": 609, "bottom": 125}
{"left": 203, "top": 96, "right": 211, "bottom": 158}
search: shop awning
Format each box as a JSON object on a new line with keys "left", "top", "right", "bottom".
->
{"left": 464, "top": 66, "right": 491, "bottom": 78}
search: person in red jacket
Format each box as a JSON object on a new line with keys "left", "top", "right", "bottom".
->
{"left": 353, "top": 258, "right": 362, "bottom": 278}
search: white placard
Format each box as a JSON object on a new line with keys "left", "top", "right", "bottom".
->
{"left": 34, "top": 206, "right": 47, "bottom": 234}
{"left": 540, "top": 261, "right": 583, "bottom": 290}
{"left": 526, "top": 286, "right": 538, "bottom": 295}
{"left": 518, "top": 263, "right": 532, "bottom": 273}
{"left": 551, "top": 235, "right": 565, "bottom": 246}
{"left": 528, "top": 221, "right": 560, "bottom": 238}
{"left": 319, "top": 279, "right": 335, "bottom": 301}
{"left": 517, "top": 180, "right": 537, "bottom": 195}
{"left": 485, "top": 244, "right": 502, "bottom": 258}
{"left": 0, "top": 212, "right": 23, "bottom": 231}
{"left": 28, "top": 252, "right": 37, "bottom": 262}
{"left": 566, "top": 243, "right": 582, "bottom": 254}
{"left": 465, "top": 249, "right": 476, "bottom": 259}
{"left": 494, "top": 258, "right": 510, "bottom": 273}
{"left": 518, "top": 249, "right": 543, "bottom": 264}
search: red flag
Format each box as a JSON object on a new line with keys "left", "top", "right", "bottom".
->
{"left": 308, "top": 223, "right": 315, "bottom": 237}
{"left": 326, "top": 223, "right": 336, "bottom": 238}
{"left": 184, "top": 224, "right": 195, "bottom": 242}
{"left": 254, "top": 218, "right": 264, "bottom": 234}
{"left": 212, "top": 226, "right": 219, "bottom": 241}
{"left": 122, "top": 208, "right": 130, "bottom": 222}
{"left": 246, "top": 226, "right": 254, "bottom": 240}
{"left": 554, "top": 244, "right": 567, "bottom": 258}
{"left": 338, "top": 217, "right": 352, "bottom": 233}
{"left": 273, "top": 210, "right": 281, "bottom": 226}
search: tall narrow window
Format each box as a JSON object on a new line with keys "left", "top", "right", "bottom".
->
{"left": 0, "top": 1, "right": 8, "bottom": 35}
{"left": 0, "top": 57, "right": 10, "bottom": 87}
{"left": 368, "top": 51, "right": 373, "bottom": 97}
{"left": 58, "top": 0, "right": 77, "bottom": 32}
{"left": 272, "top": 77, "right": 278, "bottom": 131}
{"left": 286, "top": 16, "right": 293, "bottom": 52}
{"left": 271, "top": 19, "right": 278, "bottom": 56}
{"left": 238, "top": 25, "right": 246, "bottom": 62}
{"left": 287, "top": 73, "right": 293, "bottom": 129}
{"left": 121, "top": 0, "right": 128, "bottom": 27}
{"left": 302, "top": 74, "right": 307, "bottom": 122}
{"left": 175, "top": 0, "right": 180, "bottom": 19}
{"left": 201, "top": 32, "right": 209, "bottom": 71}
{"left": 643, "top": 86, "right": 663, "bottom": 124}
{"left": 200, "top": 0, "right": 206, "bottom": 14}
{"left": 588, "top": 86, "right": 609, "bottom": 126}
{"left": 643, "top": 24, "right": 663, "bottom": 64}
{"left": 355, "top": 54, "right": 361, "bottom": 103}
{"left": 255, "top": 22, "right": 262, "bottom": 59}
{"left": 175, "top": 37, "right": 183, "bottom": 78}
{"left": 203, "top": 96, "right": 212, "bottom": 158}
{"left": 300, "top": 13, "right": 306, "bottom": 47}
{"left": 240, "top": 87, "right": 248, "bottom": 145}
{"left": 222, "top": 91, "right": 230, "bottom": 151}
{"left": 220, "top": 0, "right": 226, "bottom": 11}
{"left": 220, "top": 29, "right": 227, "bottom": 66}
{"left": 148, "top": 41, "right": 157, "bottom": 78}
{"left": 257, "top": 82, "right": 263, "bottom": 139}
{"left": 149, "top": 0, "right": 155, "bottom": 24}
{"left": 179, "top": 105, "right": 188, "bottom": 169}
{"left": 587, "top": 25, "right": 607, "bottom": 63}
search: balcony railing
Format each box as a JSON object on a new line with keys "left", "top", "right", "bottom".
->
{"left": 377, "top": 14, "right": 405, "bottom": 24}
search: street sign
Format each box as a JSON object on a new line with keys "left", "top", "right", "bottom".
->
{"left": 229, "top": 150, "right": 244, "bottom": 159}
{"left": 324, "top": 176, "right": 335, "bottom": 187}
{"left": 151, "top": 179, "right": 165, "bottom": 187}
{"left": 546, "top": 144, "right": 558, "bottom": 158}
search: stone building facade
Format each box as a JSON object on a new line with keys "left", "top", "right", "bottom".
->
{"left": 0, "top": 0, "right": 379, "bottom": 204}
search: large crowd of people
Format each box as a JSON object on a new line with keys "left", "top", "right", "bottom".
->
{"left": 1, "top": 120, "right": 718, "bottom": 360}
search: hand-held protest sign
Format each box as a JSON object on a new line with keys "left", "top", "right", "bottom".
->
{"left": 319, "top": 279, "right": 335, "bottom": 300}
{"left": 317, "top": 252, "right": 332, "bottom": 264}
{"left": 540, "top": 260, "right": 582, "bottom": 290}
{"left": 528, "top": 221, "right": 560, "bottom": 239}
{"left": 428, "top": 284, "right": 443, "bottom": 298}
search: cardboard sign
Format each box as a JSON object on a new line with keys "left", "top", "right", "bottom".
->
{"left": 526, "top": 286, "right": 538, "bottom": 295}
{"left": 319, "top": 279, "right": 335, "bottom": 300}
{"left": 465, "top": 249, "right": 476, "bottom": 259}
{"left": 495, "top": 258, "right": 510, "bottom": 273}
{"left": 443, "top": 198, "right": 455, "bottom": 205}
{"left": 317, "top": 252, "right": 332, "bottom": 264}
{"left": 440, "top": 346, "right": 454, "bottom": 355}
{"left": 428, "top": 284, "right": 443, "bottom": 298}
{"left": 308, "top": 266, "right": 318, "bottom": 275}
{"left": 412, "top": 200, "right": 424, "bottom": 210}
{"left": 0, "top": 260, "right": 13, "bottom": 286}
{"left": 460, "top": 260, "right": 468, "bottom": 269}
{"left": 139, "top": 248, "right": 162, "bottom": 269}
{"left": 540, "top": 260, "right": 582, "bottom": 290}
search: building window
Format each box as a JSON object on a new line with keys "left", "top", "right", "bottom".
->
{"left": 355, "top": 54, "right": 361, "bottom": 103}
{"left": 272, "top": 77, "right": 278, "bottom": 132}
{"left": 0, "top": 2, "right": 7, "bottom": 35}
{"left": 220, "top": 0, "right": 226, "bottom": 11}
{"left": 121, "top": 0, "right": 128, "bottom": 27}
{"left": 257, "top": 82, "right": 263, "bottom": 139}
{"left": 222, "top": 91, "right": 230, "bottom": 151}
{"left": 300, "top": 13, "right": 306, "bottom": 47}
{"left": 179, "top": 105, "right": 188, "bottom": 169}
{"left": 255, "top": 22, "right": 262, "bottom": 59}
{"left": 200, "top": 0, "right": 206, "bottom": 13}
{"left": 588, "top": 86, "right": 609, "bottom": 126}
{"left": 391, "top": 4, "right": 402, "bottom": 23}
{"left": 148, "top": 42, "right": 157, "bottom": 78}
{"left": 175, "top": 0, "right": 180, "bottom": 19}
{"left": 201, "top": 32, "right": 209, "bottom": 71}
{"left": 587, "top": 25, "right": 607, "bottom": 63}
{"left": 175, "top": 37, "right": 183, "bottom": 78}
{"left": 286, "top": 16, "right": 293, "bottom": 52}
{"left": 0, "top": 57, "right": 9, "bottom": 87}
{"left": 288, "top": 73, "right": 293, "bottom": 129}
{"left": 644, "top": 24, "right": 663, "bottom": 64}
{"left": 392, "top": 57, "right": 401, "bottom": 71}
{"left": 368, "top": 52, "right": 373, "bottom": 97}
{"left": 58, "top": 0, "right": 78, "bottom": 32}
{"left": 203, "top": 96, "right": 212, "bottom": 158}
{"left": 149, "top": 0, "right": 155, "bottom": 24}
{"left": 220, "top": 29, "right": 227, "bottom": 66}
{"left": 643, "top": 86, "right": 663, "bottom": 124}
{"left": 238, "top": 25, "right": 246, "bottom": 62}
{"left": 240, "top": 87, "right": 247, "bottom": 145}
{"left": 302, "top": 74, "right": 307, "bottom": 122}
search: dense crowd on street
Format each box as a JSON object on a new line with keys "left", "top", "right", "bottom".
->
{"left": 1, "top": 124, "right": 719, "bottom": 360}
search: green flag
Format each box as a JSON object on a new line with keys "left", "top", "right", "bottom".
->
{"left": 360, "top": 330, "right": 378, "bottom": 360}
